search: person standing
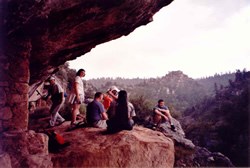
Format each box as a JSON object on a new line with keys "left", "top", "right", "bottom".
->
{"left": 86, "top": 92, "right": 108, "bottom": 128}
{"left": 68, "top": 69, "right": 85, "bottom": 128}
{"left": 153, "top": 99, "right": 176, "bottom": 131}
{"left": 45, "top": 76, "right": 65, "bottom": 127}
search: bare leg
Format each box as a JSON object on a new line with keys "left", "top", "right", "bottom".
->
{"left": 164, "top": 111, "right": 173, "bottom": 125}
{"left": 153, "top": 114, "right": 162, "bottom": 125}
{"left": 71, "top": 104, "right": 81, "bottom": 124}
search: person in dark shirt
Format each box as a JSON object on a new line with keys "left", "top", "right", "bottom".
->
{"left": 45, "top": 76, "right": 65, "bottom": 127}
{"left": 86, "top": 92, "right": 108, "bottom": 128}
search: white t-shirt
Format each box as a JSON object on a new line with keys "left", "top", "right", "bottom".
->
{"left": 75, "top": 76, "right": 84, "bottom": 97}
{"left": 128, "top": 102, "right": 136, "bottom": 118}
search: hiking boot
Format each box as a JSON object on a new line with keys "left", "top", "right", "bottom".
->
{"left": 69, "top": 122, "right": 79, "bottom": 129}
{"left": 152, "top": 123, "right": 158, "bottom": 130}
{"left": 170, "top": 124, "right": 176, "bottom": 132}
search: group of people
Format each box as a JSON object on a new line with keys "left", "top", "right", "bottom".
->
{"left": 45, "top": 68, "right": 176, "bottom": 132}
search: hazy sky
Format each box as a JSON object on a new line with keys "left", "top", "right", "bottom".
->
{"left": 69, "top": 0, "right": 250, "bottom": 80}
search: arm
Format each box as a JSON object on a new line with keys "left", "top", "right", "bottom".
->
{"left": 154, "top": 108, "right": 168, "bottom": 120}
{"left": 59, "top": 92, "right": 64, "bottom": 103}
{"left": 74, "top": 82, "right": 80, "bottom": 101}
{"left": 101, "top": 112, "right": 108, "bottom": 120}
{"left": 99, "top": 102, "right": 108, "bottom": 120}
{"left": 158, "top": 108, "right": 170, "bottom": 114}
{"left": 107, "top": 90, "right": 118, "bottom": 99}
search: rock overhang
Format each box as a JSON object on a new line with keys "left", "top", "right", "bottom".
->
{"left": 1, "top": 0, "right": 174, "bottom": 84}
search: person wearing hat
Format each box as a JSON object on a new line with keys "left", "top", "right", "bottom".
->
{"left": 102, "top": 86, "right": 120, "bottom": 111}
{"left": 45, "top": 76, "right": 65, "bottom": 127}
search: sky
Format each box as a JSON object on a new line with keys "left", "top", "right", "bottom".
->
{"left": 69, "top": 0, "right": 250, "bottom": 80}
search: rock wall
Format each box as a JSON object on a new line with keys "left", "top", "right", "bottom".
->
{"left": 1, "top": 130, "right": 53, "bottom": 168}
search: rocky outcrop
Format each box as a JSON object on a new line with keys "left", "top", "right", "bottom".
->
{"left": 0, "top": 130, "right": 53, "bottom": 168}
{"left": 48, "top": 125, "right": 175, "bottom": 167}
{"left": 157, "top": 121, "right": 234, "bottom": 167}
{"left": 28, "top": 109, "right": 233, "bottom": 167}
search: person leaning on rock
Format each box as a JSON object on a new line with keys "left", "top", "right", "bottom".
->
{"left": 44, "top": 76, "right": 65, "bottom": 127}
{"left": 153, "top": 99, "right": 176, "bottom": 131}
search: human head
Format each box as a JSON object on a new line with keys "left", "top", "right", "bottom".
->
{"left": 94, "top": 92, "right": 103, "bottom": 101}
{"left": 117, "top": 90, "right": 127, "bottom": 104}
{"left": 76, "top": 69, "right": 85, "bottom": 77}
{"left": 109, "top": 86, "right": 120, "bottom": 96}
{"left": 157, "top": 99, "right": 165, "bottom": 107}
{"left": 49, "top": 76, "right": 56, "bottom": 85}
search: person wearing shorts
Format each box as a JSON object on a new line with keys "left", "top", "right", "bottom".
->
{"left": 86, "top": 92, "right": 108, "bottom": 128}
{"left": 68, "top": 69, "right": 85, "bottom": 128}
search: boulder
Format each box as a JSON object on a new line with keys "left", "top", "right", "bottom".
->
{"left": 50, "top": 125, "right": 175, "bottom": 168}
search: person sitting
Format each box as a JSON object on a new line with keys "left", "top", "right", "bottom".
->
{"left": 153, "top": 99, "right": 176, "bottom": 131}
{"left": 86, "top": 92, "right": 108, "bottom": 128}
{"left": 107, "top": 90, "right": 136, "bottom": 133}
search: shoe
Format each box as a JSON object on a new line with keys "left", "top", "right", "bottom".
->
{"left": 69, "top": 122, "right": 78, "bottom": 129}
{"left": 49, "top": 120, "right": 55, "bottom": 127}
{"left": 152, "top": 123, "right": 158, "bottom": 130}
{"left": 170, "top": 124, "right": 176, "bottom": 132}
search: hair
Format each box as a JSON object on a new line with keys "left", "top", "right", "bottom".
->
{"left": 158, "top": 99, "right": 164, "bottom": 104}
{"left": 76, "top": 69, "right": 85, "bottom": 76}
{"left": 115, "top": 90, "right": 129, "bottom": 121}
{"left": 94, "top": 92, "right": 103, "bottom": 99}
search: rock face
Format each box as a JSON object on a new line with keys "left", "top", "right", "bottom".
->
{"left": 0, "top": 130, "right": 53, "bottom": 168}
{"left": 50, "top": 126, "right": 175, "bottom": 167}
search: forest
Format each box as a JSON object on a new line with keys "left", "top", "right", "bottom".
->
{"left": 53, "top": 63, "right": 248, "bottom": 167}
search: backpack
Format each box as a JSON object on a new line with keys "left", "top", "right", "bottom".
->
{"left": 45, "top": 130, "right": 70, "bottom": 153}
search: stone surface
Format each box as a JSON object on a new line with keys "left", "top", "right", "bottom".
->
{"left": 1, "top": 130, "right": 53, "bottom": 168}
{"left": 0, "top": 107, "right": 12, "bottom": 120}
{"left": 0, "top": 153, "right": 12, "bottom": 168}
{"left": 50, "top": 125, "right": 175, "bottom": 168}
